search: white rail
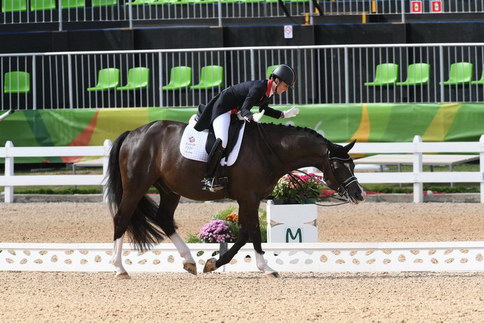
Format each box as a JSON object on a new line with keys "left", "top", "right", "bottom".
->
{"left": 349, "top": 135, "right": 484, "bottom": 203}
{"left": 1, "top": 241, "right": 483, "bottom": 273}
{"left": 0, "top": 139, "right": 112, "bottom": 203}
{"left": 1, "top": 135, "right": 483, "bottom": 203}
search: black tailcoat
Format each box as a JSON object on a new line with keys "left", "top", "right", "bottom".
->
{"left": 194, "top": 80, "right": 283, "bottom": 132}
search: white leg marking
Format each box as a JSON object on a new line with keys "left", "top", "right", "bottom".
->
{"left": 255, "top": 252, "right": 277, "bottom": 274}
{"left": 169, "top": 233, "right": 195, "bottom": 264}
{"left": 112, "top": 236, "right": 127, "bottom": 275}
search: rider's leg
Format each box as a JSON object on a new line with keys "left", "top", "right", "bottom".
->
{"left": 201, "top": 111, "right": 230, "bottom": 192}
{"left": 212, "top": 111, "right": 230, "bottom": 149}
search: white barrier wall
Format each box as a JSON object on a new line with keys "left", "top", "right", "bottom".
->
{"left": 1, "top": 242, "right": 483, "bottom": 273}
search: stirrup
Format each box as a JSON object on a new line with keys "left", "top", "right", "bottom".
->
{"left": 201, "top": 177, "right": 224, "bottom": 192}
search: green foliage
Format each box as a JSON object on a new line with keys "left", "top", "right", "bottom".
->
{"left": 186, "top": 233, "right": 202, "bottom": 243}
{"left": 211, "top": 205, "right": 237, "bottom": 220}
{"left": 272, "top": 172, "right": 324, "bottom": 204}
{"left": 362, "top": 183, "right": 479, "bottom": 194}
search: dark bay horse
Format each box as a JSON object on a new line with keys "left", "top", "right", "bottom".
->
{"left": 106, "top": 120, "right": 365, "bottom": 279}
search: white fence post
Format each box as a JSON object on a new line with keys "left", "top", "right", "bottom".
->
{"left": 102, "top": 139, "right": 112, "bottom": 203}
{"left": 4, "top": 141, "right": 14, "bottom": 203}
{"left": 480, "top": 135, "right": 484, "bottom": 203}
{"left": 413, "top": 135, "right": 424, "bottom": 203}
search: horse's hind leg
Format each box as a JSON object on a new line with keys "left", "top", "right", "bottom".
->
{"left": 112, "top": 183, "right": 155, "bottom": 279}
{"left": 155, "top": 183, "right": 197, "bottom": 275}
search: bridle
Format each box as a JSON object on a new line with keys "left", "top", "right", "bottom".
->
{"left": 318, "top": 152, "right": 358, "bottom": 205}
{"left": 328, "top": 154, "right": 358, "bottom": 196}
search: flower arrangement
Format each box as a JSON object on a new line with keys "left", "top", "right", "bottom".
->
{"left": 198, "top": 220, "right": 233, "bottom": 243}
{"left": 187, "top": 206, "right": 267, "bottom": 243}
{"left": 271, "top": 172, "right": 325, "bottom": 205}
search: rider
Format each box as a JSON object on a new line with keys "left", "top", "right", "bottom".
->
{"left": 194, "top": 64, "right": 299, "bottom": 192}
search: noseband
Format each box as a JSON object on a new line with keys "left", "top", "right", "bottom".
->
{"left": 328, "top": 154, "right": 358, "bottom": 201}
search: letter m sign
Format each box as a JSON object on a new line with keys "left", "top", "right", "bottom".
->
{"left": 285, "top": 228, "right": 303, "bottom": 243}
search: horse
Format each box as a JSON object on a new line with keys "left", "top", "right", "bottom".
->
{"left": 106, "top": 120, "right": 366, "bottom": 279}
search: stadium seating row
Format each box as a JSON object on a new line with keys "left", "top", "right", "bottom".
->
{"left": 1, "top": 0, "right": 295, "bottom": 12}
{"left": 3, "top": 65, "right": 279, "bottom": 93}
{"left": 2, "top": 0, "right": 113, "bottom": 11}
{"left": 365, "top": 62, "right": 484, "bottom": 86}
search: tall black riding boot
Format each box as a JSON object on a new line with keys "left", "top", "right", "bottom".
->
{"left": 201, "top": 138, "right": 225, "bottom": 192}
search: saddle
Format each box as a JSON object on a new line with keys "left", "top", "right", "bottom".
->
{"left": 179, "top": 114, "right": 246, "bottom": 167}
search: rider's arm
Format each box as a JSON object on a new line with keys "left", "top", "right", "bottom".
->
{"left": 239, "top": 86, "right": 264, "bottom": 118}
{"left": 259, "top": 104, "right": 284, "bottom": 119}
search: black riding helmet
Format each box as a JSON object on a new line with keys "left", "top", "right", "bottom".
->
{"left": 270, "top": 64, "right": 296, "bottom": 88}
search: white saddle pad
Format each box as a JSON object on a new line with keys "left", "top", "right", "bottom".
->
{"left": 180, "top": 115, "right": 246, "bottom": 167}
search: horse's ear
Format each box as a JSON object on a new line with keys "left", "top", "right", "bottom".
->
{"left": 344, "top": 140, "right": 356, "bottom": 152}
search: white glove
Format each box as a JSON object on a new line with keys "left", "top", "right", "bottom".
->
{"left": 253, "top": 110, "right": 265, "bottom": 122}
{"left": 283, "top": 107, "right": 299, "bottom": 119}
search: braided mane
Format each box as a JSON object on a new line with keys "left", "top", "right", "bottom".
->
{"left": 262, "top": 122, "right": 332, "bottom": 145}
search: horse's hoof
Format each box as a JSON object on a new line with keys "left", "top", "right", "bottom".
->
{"left": 114, "top": 272, "right": 131, "bottom": 280}
{"left": 203, "top": 258, "right": 218, "bottom": 273}
{"left": 183, "top": 262, "right": 197, "bottom": 275}
{"left": 265, "top": 271, "right": 280, "bottom": 279}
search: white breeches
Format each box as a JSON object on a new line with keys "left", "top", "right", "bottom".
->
{"left": 212, "top": 111, "right": 231, "bottom": 148}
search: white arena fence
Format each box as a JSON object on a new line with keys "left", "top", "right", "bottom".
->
{"left": 0, "top": 139, "right": 112, "bottom": 203}
{"left": 6, "top": 43, "right": 484, "bottom": 110}
{"left": 1, "top": 135, "right": 484, "bottom": 203}
{"left": 0, "top": 0, "right": 482, "bottom": 29}
{"left": 1, "top": 241, "right": 483, "bottom": 273}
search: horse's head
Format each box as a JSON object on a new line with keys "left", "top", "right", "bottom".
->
{"left": 323, "top": 140, "right": 366, "bottom": 204}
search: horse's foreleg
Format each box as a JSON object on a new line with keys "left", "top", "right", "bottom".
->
{"left": 112, "top": 236, "right": 130, "bottom": 279}
{"left": 249, "top": 225, "right": 279, "bottom": 278}
{"left": 203, "top": 229, "right": 249, "bottom": 273}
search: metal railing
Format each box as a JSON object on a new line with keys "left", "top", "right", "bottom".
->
{"left": 1, "top": 0, "right": 484, "bottom": 29}
{"left": 5, "top": 43, "right": 484, "bottom": 109}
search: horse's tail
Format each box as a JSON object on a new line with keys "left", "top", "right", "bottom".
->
{"left": 106, "top": 130, "right": 165, "bottom": 251}
{"left": 106, "top": 131, "right": 130, "bottom": 214}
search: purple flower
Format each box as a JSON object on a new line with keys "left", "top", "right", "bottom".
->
{"left": 198, "top": 220, "right": 233, "bottom": 243}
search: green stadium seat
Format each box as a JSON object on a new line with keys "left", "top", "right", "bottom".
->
{"left": 151, "top": 0, "right": 175, "bottom": 4}
{"left": 190, "top": 65, "right": 223, "bottom": 90}
{"left": 117, "top": 67, "right": 150, "bottom": 91}
{"left": 364, "top": 63, "right": 398, "bottom": 86}
{"left": 161, "top": 66, "right": 192, "bottom": 90}
{"left": 2, "top": 0, "right": 27, "bottom": 12}
{"left": 3, "top": 71, "right": 30, "bottom": 94}
{"left": 188, "top": 0, "right": 219, "bottom": 3}
{"left": 127, "top": 0, "right": 156, "bottom": 5}
{"left": 440, "top": 62, "right": 473, "bottom": 85}
{"left": 61, "top": 0, "right": 85, "bottom": 8}
{"left": 266, "top": 64, "right": 280, "bottom": 80}
{"left": 91, "top": 0, "right": 117, "bottom": 7}
{"left": 396, "top": 63, "right": 430, "bottom": 86}
{"left": 87, "top": 68, "right": 120, "bottom": 92}
{"left": 31, "top": 0, "right": 56, "bottom": 11}
{"left": 471, "top": 66, "right": 484, "bottom": 85}
{"left": 156, "top": 0, "right": 189, "bottom": 4}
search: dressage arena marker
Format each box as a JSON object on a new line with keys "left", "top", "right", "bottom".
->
{"left": 1, "top": 242, "right": 483, "bottom": 273}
